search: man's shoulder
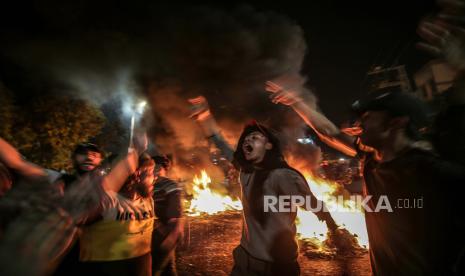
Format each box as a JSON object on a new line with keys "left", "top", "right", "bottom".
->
{"left": 154, "top": 177, "right": 182, "bottom": 194}
{"left": 269, "top": 168, "right": 305, "bottom": 182}
{"left": 45, "top": 169, "right": 62, "bottom": 183}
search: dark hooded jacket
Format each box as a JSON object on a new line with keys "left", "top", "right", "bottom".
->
{"left": 210, "top": 121, "right": 331, "bottom": 263}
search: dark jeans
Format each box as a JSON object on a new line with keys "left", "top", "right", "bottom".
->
{"left": 230, "top": 246, "right": 300, "bottom": 276}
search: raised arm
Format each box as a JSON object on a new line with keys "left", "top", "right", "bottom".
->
{"left": 265, "top": 82, "right": 357, "bottom": 157}
{"left": 0, "top": 137, "right": 48, "bottom": 181}
{"left": 417, "top": 4, "right": 465, "bottom": 105}
{"left": 101, "top": 132, "right": 148, "bottom": 192}
{"left": 417, "top": 1, "right": 465, "bottom": 164}
{"left": 188, "top": 96, "right": 234, "bottom": 161}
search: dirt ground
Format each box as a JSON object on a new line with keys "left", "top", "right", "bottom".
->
{"left": 176, "top": 211, "right": 371, "bottom": 276}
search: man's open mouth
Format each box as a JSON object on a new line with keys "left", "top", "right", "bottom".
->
{"left": 244, "top": 144, "right": 253, "bottom": 154}
{"left": 80, "top": 163, "right": 95, "bottom": 169}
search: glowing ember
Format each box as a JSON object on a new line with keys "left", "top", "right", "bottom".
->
{"left": 187, "top": 170, "right": 242, "bottom": 216}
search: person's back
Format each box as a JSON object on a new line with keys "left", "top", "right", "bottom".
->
{"left": 362, "top": 148, "right": 464, "bottom": 275}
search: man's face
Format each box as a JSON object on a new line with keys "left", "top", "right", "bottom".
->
{"left": 135, "top": 162, "right": 156, "bottom": 197}
{"left": 242, "top": 131, "right": 272, "bottom": 164}
{"left": 74, "top": 150, "right": 102, "bottom": 172}
{"left": 358, "top": 111, "right": 391, "bottom": 149}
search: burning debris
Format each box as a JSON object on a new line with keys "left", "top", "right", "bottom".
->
{"left": 184, "top": 169, "right": 368, "bottom": 256}
{"left": 177, "top": 211, "right": 371, "bottom": 275}
{"left": 187, "top": 170, "right": 242, "bottom": 216}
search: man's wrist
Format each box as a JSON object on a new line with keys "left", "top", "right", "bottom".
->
{"left": 290, "top": 95, "right": 311, "bottom": 110}
{"left": 207, "top": 128, "right": 225, "bottom": 140}
{"left": 206, "top": 133, "right": 218, "bottom": 139}
{"left": 196, "top": 110, "right": 212, "bottom": 121}
{"left": 326, "top": 217, "right": 338, "bottom": 231}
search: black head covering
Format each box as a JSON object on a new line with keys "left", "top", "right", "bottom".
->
{"left": 233, "top": 121, "right": 287, "bottom": 173}
{"left": 233, "top": 121, "right": 293, "bottom": 225}
{"left": 71, "top": 142, "right": 103, "bottom": 176}
{"left": 152, "top": 154, "right": 172, "bottom": 170}
{"left": 73, "top": 143, "right": 103, "bottom": 157}
{"left": 351, "top": 89, "right": 432, "bottom": 140}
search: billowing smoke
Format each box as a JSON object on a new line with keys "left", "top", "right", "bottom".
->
{"left": 0, "top": 2, "right": 320, "bottom": 181}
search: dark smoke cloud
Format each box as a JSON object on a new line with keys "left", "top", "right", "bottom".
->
{"left": 0, "top": 1, "right": 318, "bottom": 179}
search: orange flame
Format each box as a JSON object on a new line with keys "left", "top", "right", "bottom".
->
{"left": 186, "top": 170, "right": 368, "bottom": 248}
{"left": 187, "top": 170, "right": 242, "bottom": 216}
{"left": 296, "top": 172, "right": 368, "bottom": 248}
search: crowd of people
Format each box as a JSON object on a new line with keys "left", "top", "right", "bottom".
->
{"left": 0, "top": 133, "right": 185, "bottom": 276}
{"left": 1, "top": 1, "right": 465, "bottom": 276}
{"left": 188, "top": 2, "right": 465, "bottom": 275}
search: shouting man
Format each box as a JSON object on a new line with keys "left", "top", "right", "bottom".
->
{"left": 189, "top": 96, "right": 339, "bottom": 276}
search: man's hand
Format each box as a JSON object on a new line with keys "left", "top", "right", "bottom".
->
{"left": 418, "top": 21, "right": 465, "bottom": 71}
{"left": 132, "top": 131, "right": 148, "bottom": 154}
{"left": 188, "top": 96, "right": 211, "bottom": 121}
{"left": 265, "top": 81, "right": 303, "bottom": 106}
{"left": 417, "top": 0, "right": 465, "bottom": 71}
{"left": 187, "top": 96, "right": 222, "bottom": 137}
{"left": 159, "top": 219, "right": 185, "bottom": 252}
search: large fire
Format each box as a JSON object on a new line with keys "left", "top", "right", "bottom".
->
{"left": 186, "top": 170, "right": 368, "bottom": 248}
{"left": 187, "top": 170, "right": 242, "bottom": 216}
{"left": 296, "top": 172, "right": 369, "bottom": 248}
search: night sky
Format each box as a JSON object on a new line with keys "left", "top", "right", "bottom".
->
{"left": 260, "top": 0, "right": 438, "bottom": 124}
{"left": 0, "top": 0, "right": 438, "bottom": 124}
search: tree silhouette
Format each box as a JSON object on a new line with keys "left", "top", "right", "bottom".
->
{"left": 10, "top": 94, "right": 105, "bottom": 171}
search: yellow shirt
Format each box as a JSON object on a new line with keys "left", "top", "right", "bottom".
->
{"left": 80, "top": 191, "right": 155, "bottom": 261}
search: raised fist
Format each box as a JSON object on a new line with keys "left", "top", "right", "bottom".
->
{"left": 188, "top": 96, "right": 210, "bottom": 120}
